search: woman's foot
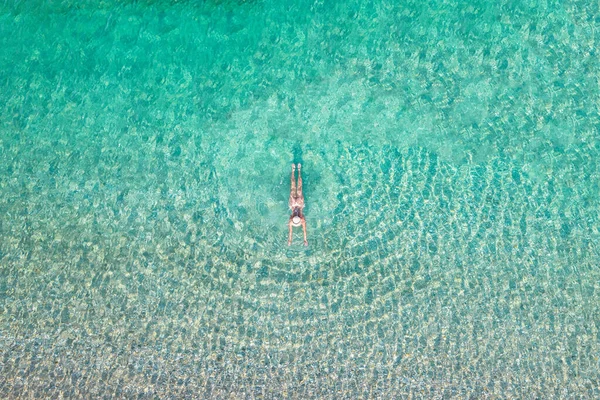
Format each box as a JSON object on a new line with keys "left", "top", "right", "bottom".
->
{"left": 292, "top": 164, "right": 296, "bottom": 171}
{"left": 297, "top": 163, "right": 301, "bottom": 170}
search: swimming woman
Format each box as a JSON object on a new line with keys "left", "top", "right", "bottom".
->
{"left": 288, "top": 163, "right": 308, "bottom": 246}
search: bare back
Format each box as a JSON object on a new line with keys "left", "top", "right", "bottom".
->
{"left": 289, "top": 194, "right": 304, "bottom": 210}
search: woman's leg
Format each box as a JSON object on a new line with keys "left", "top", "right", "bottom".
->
{"left": 296, "top": 163, "right": 303, "bottom": 199}
{"left": 289, "top": 164, "right": 296, "bottom": 207}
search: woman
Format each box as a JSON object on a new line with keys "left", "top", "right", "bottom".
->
{"left": 288, "top": 163, "right": 308, "bottom": 246}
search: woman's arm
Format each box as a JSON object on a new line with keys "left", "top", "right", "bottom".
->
{"left": 288, "top": 220, "right": 293, "bottom": 245}
{"left": 302, "top": 219, "right": 308, "bottom": 246}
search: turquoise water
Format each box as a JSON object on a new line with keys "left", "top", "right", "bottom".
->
{"left": 1, "top": 0, "right": 599, "bottom": 397}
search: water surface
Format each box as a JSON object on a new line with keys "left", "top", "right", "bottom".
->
{"left": 1, "top": 0, "right": 599, "bottom": 398}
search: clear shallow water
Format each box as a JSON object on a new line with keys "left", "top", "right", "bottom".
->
{"left": 1, "top": 0, "right": 599, "bottom": 397}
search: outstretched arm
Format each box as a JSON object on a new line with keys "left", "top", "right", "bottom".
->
{"left": 288, "top": 220, "right": 293, "bottom": 246}
{"left": 302, "top": 219, "right": 308, "bottom": 246}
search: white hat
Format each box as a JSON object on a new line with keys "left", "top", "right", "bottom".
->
{"left": 292, "top": 216, "right": 301, "bottom": 224}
